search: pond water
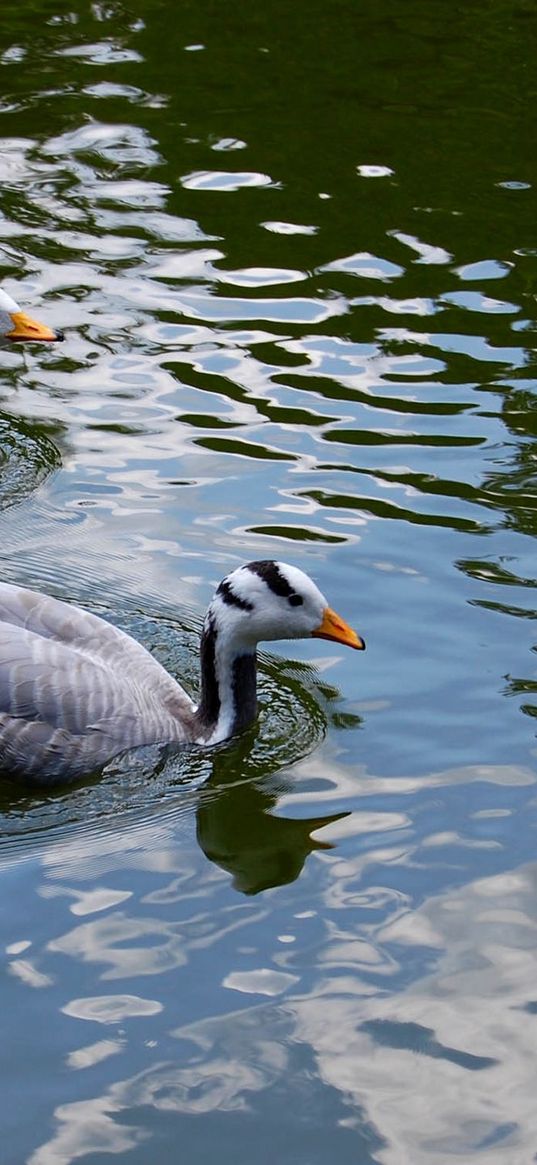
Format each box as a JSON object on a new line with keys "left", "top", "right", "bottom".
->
{"left": 1, "top": 1, "right": 537, "bottom": 1162}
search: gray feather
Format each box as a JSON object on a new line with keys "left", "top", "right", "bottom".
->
{"left": 0, "top": 583, "right": 196, "bottom": 784}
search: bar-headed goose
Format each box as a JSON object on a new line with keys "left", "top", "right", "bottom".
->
{"left": 0, "top": 561, "right": 364, "bottom": 786}
{"left": 0, "top": 288, "right": 63, "bottom": 342}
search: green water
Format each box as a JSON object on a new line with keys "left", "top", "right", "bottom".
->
{"left": 1, "top": 1, "right": 537, "bottom": 1161}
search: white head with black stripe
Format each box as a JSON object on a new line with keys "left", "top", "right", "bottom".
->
{"left": 206, "top": 560, "right": 365, "bottom": 651}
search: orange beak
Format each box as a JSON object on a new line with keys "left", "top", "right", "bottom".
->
{"left": 7, "top": 310, "right": 63, "bottom": 342}
{"left": 312, "top": 606, "right": 365, "bottom": 650}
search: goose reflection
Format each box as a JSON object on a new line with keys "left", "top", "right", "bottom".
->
{"left": 195, "top": 731, "right": 351, "bottom": 895}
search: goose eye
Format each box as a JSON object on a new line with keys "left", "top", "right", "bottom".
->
{"left": 289, "top": 593, "right": 303, "bottom": 607}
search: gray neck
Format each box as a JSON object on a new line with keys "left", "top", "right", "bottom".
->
{"left": 195, "top": 614, "right": 258, "bottom": 743}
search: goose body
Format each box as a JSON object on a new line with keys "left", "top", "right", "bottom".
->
{"left": 0, "top": 561, "right": 364, "bottom": 786}
{"left": 0, "top": 288, "right": 62, "bottom": 342}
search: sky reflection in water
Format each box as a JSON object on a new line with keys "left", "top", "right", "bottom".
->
{"left": 1, "top": 0, "right": 537, "bottom": 1162}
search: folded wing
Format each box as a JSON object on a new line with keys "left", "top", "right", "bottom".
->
{"left": 0, "top": 584, "right": 196, "bottom": 783}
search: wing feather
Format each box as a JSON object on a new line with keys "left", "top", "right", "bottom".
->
{"left": 0, "top": 583, "right": 197, "bottom": 783}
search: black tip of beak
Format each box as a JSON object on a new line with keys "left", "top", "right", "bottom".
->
{"left": 54, "top": 329, "right": 65, "bottom": 342}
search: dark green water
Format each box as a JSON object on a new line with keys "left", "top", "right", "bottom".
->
{"left": 1, "top": 1, "right": 537, "bottom": 1161}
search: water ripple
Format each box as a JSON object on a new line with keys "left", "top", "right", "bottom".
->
{"left": 0, "top": 413, "right": 60, "bottom": 510}
{"left": 1, "top": 9, "right": 537, "bottom": 1162}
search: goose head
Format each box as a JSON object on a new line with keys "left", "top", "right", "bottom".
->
{"left": 196, "top": 560, "right": 364, "bottom": 743}
{"left": 0, "top": 288, "right": 63, "bottom": 343}
{"left": 209, "top": 559, "right": 364, "bottom": 650}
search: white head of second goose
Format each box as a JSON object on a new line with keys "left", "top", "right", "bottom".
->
{"left": 0, "top": 288, "right": 63, "bottom": 342}
{"left": 0, "top": 560, "right": 364, "bottom": 786}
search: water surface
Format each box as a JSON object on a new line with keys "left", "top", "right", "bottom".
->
{"left": 1, "top": 2, "right": 537, "bottom": 1162}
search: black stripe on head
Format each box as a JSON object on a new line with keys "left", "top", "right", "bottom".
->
{"left": 217, "top": 578, "right": 254, "bottom": 611}
{"left": 246, "top": 560, "right": 303, "bottom": 606}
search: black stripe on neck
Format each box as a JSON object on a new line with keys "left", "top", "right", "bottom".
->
{"left": 217, "top": 578, "right": 254, "bottom": 611}
{"left": 197, "top": 613, "right": 220, "bottom": 730}
{"left": 231, "top": 654, "right": 257, "bottom": 734}
{"left": 246, "top": 560, "right": 293, "bottom": 598}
